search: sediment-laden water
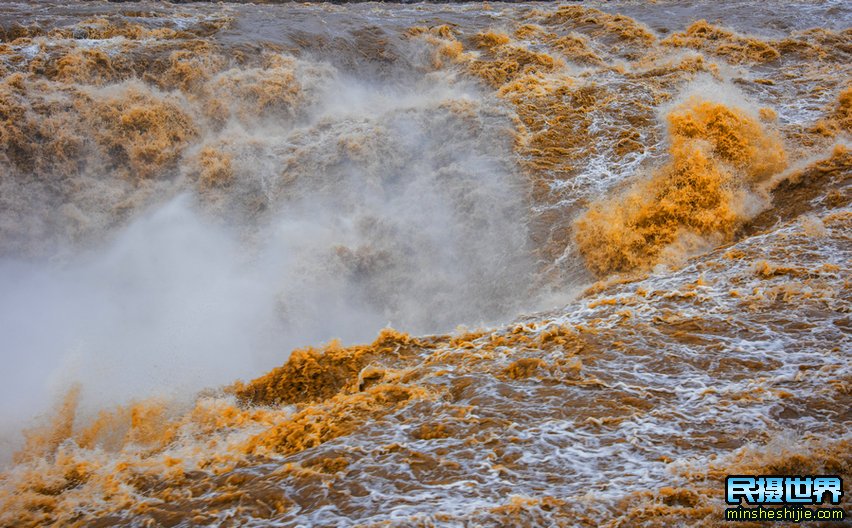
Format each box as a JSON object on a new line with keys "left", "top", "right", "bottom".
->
{"left": 0, "top": 1, "right": 849, "bottom": 526}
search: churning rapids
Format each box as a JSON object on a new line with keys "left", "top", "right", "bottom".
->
{"left": 0, "top": 1, "right": 850, "bottom": 526}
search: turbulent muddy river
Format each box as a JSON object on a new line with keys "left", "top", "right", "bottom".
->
{"left": 0, "top": 1, "right": 849, "bottom": 526}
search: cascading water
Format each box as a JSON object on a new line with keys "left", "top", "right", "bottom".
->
{"left": 0, "top": 1, "right": 849, "bottom": 526}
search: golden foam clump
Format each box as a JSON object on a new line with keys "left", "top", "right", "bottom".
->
{"left": 574, "top": 99, "right": 787, "bottom": 276}
{"left": 194, "top": 146, "right": 234, "bottom": 189}
{"left": 758, "top": 107, "right": 777, "bottom": 122}
{"left": 158, "top": 46, "right": 227, "bottom": 92}
{"left": 50, "top": 49, "right": 120, "bottom": 85}
{"left": 234, "top": 328, "right": 422, "bottom": 406}
{"left": 468, "top": 39, "right": 562, "bottom": 88}
{"left": 662, "top": 20, "right": 780, "bottom": 64}
{"left": 537, "top": 5, "right": 656, "bottom": 47}
{"left": 834, "top": 85, "right": 852, "bottom": 133}
{"left": 503, "top": 357, "right": 546, "bottom": 380}
{"left": 667, "top": 99, "right": 787, "bottom": 181}
{"left": 0, "top": 74, "right": 36, "bottom": 170}
{"left": 473, "top": 31, "right": 511, "bottom": 49}
{"left": 87, "top": 88, "right": 198, "bottom": 179}
{"left": 574, "top": 145, "right": 736, "bottom": 275}
{"left": 812, "top": 85, "right": 852, "bottom": 137}
{"left": 59, "top": 17, "right": 174, "bottom": 40}
{"left": 548, "top": 33, "right": 605, "bottom": 66}
{"left": 513, "top": 24, "right": 545, "bottom": 40}
{"left": 406, "top": 26, "right": 466, "bottom": 68}
{"left": 243, "top": 383, "right": 431, "bottom": 456}
{"left": 510, "top": 23, "right": 606, "bottom": 66}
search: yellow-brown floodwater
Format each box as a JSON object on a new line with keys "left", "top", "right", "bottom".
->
{"left": 0, "top": 1, "right": 849, "bottom": 526}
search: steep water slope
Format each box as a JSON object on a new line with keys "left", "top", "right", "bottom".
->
{"left": 0, "top": 1, "right": 849, "bottom": 526}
